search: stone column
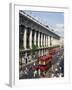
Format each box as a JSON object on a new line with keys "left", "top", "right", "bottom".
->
{"left": 52, "top": 37, "right": 54, "bottom": 46}
{"left": 34, "top": 31, "right": 36, "bottom": 46}
{"left": 54, "top": 38, "right": 56, "bottom": 46}
{"left": 47, "top": 36, "right": 48, "bottom": 47}
{"left": 50, "top": 36, "right": 52, "bottom": 47}
{"left": 41, "top": 33, "right": 43, "bottom": 47}
{"left": 46, "top": 35, "right": 48, "bottom": 47}
{"left": 51, "top": 36, "right": 53, "bottom": 47}
{"left": 45, "top": 35, "right": 46, "bottom": 47}
{"left": 23, "top": 28, "right": 27, "bottom": 49}
{"left": 48, "top": 36, "right": 50, "bottom": 47}
{"left": 44, "top": 34, "right": 46, "bottom": 47}
{"left": 30, "top": 29, "right": 32, "bottom": 49}
{"left": 38, "top": 32, "right": 40, "bottom": 48}
{"left": 42, "top": 33, "right": 44, "bottom": 47}
{"left": 55, "top": 38, "right": 57, "bottom": 46}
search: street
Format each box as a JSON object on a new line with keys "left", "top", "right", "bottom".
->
{"left": 19, "top": 48, "right": 64, "bottom": 79}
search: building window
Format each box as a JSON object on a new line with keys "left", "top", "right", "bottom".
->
{"left": 26, "top": 28, "right": 30, "bottom": 49}
{"left": 32, "top": 30, "right": 35, "bottom": 46}
{"left": 40, "top": 32, "right": 41, "bottom": 47}
{"left": 36, "top": 31, "right": 38, "bottom": 47}
{"left": 19, "top": 25, "right": 24, "bottom": 49}
{"left": 45, "top": 35, "right": 46, "bottom": 47}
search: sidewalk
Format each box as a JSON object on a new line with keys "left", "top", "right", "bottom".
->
{"left": 20, "top": 59, "right": 37, "bottom": 69}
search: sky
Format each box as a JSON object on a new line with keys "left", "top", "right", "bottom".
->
{"left": 24, "top": 10, "right": 64, "bottom": 37}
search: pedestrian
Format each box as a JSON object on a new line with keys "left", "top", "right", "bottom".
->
{"left": 33, "top": 70, "right": 37, "bottom": 77}
{"left": 26, "top": 58, "right": 27, "bottom": 64}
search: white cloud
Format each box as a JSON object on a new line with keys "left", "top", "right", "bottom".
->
{"left": 55, "top": 24, "right": 64, "bottom": 28}
{"left": 53, "top": 24, "right": 64, "bottom": 37}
